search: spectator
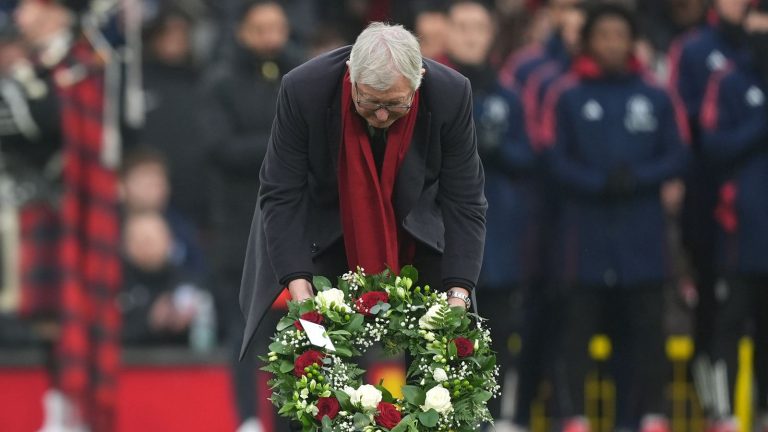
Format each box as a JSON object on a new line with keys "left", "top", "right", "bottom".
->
{"left": 120, "top": 148, "right": 206, "bottom": 279}
{"left": 540, "top": 4, "right": 689, "bottom": 432}
{"left": 498, "top": 0, "right": 584, "bottom": 90}
{"left": 415, "top": 5, "right": 449, "bottom": 59}
{"left": 200, "top": 1, "right": 301, "bottom": 431}
{"left": 120, "top": 211, "right": 211, "bottom": 345}
{"left": 512, "top": 4, "right": 587, "bottom": 429}
{"left": 440, "top": 1, "right": 535, "bottom": 427}
{"left": 668, "top": 0, "right": 755, "bottom": 412}
{"left": 699, "top": 32, "right": 768, "bottom": 432}
{"left": 141, "top": 8, "right": 209, "bottom": 229}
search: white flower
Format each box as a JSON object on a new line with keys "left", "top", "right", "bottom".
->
{"left": 343, "top": 386, "right": 358, "bottom": 403}
{"left": 433, "top": 368, "right": 448, "bottom": 383}
{"left": 419, "top": 304, "right": 442, "bottom": 330}
{"left": 315, "top": 288, "right": 348, "bottom": 310}
{"left": 355, "top": 384, "right": 382, "bottom": 410}
{"left": 421, "top": 385, "right": 452, "bottom": 414}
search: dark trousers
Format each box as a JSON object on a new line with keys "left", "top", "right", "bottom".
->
{"left": 561, "top": 285, "right": 667, "bottom": 425}
{"left": 477, "top": 287, "right": 518, "bottom": 419}
{"left": 216, "top": 270, "right": 291, "bottom": 430}
{"left": 710, "top": 277, "right": 768, "bottom": 417}
{"left": 513, "top": 281, "right": 565, "bottom": 426}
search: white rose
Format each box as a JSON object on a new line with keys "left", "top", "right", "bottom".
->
{"left": 421, "top": 385, "right": 452, "bottom": 414}
{"left": 419, "top": 304, "right": 442, "bottom": 330}
{"left": 356, "top": 384, "right": 382, "bottom": 410}
{"left": 343, "top": 386, "right": 358, "bottom": 403}
{"left": 315, "top": 288, "right": 347, "bottom": 310}
{"left": 432, "top": 368, "right": 448, "bottom": 383}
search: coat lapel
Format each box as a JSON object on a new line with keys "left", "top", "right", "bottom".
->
{"left": 327, "top": 80, "right": 343, "bottom": 174}
{"left": 394, "top": 106, "right": 431, "bottom": 220}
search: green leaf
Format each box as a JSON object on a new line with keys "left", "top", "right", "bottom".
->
{"left": 401, "top": 385, "right": 426, "bottom": 406}
{"left": 313, "top": 276, "right": 332, "bottom": 291}
{"left": 276, "top": 316, "right": 296, "bottom": 331}
{"left": 370, "top": 304, "right": 381, "bottom": 314}
{"left": 321, "top": 415, "right": 333, "bottom": 432}
{"left": 390, "top": 414, "right": 416, "bottom": 432}
{"left": 279, "top": 360, "right": 294, "bottom": 374}
{"left": 376, "top": 383, "right": 395, "bottom": 403}
{"left": 353, "top": 412, "right": 371, "bottom": 429}
{"left": 472, "top": 390, "right": 493, "bottom": 403}
{"left": 417, "top": 409, "right": 439, "bottom": 427}
{"left": 333, "top": 389, "right": 351, "bottom": 410}
{"left": 447, "top": 341, "right": 458, "bottom": 359}
{"left": 400, "top": 265, "right": 418, "bottom": 283}
{"left": 334, "top": 345, "right": 353, "bottom": 357}
{"left": 268, "top": 341, "right": 290, "bottom": 355}
{"left": 346, "top": 313, "right": 364, "bottom": 332}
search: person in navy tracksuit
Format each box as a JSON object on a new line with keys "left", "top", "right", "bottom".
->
{"left": 540, "top": 5, "right": 689, "bottom": 432}
{"left": 668, "top": 0, "right": 755, "bottom": 382}
{"left": 440, "top": 1, "right": 535, "bottom": 423}
{"left": 498, "top": 0, "right": 584, "bottom": 91}
{"left": 699, "top": 56, "right": 768, "bottom": 432}
{"left": 508, "top": 5, "right": 588, "bottom": 430}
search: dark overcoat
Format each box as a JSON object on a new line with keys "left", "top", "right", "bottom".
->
{"left": 239, "top": 46, "right": 487, "bottom": 358}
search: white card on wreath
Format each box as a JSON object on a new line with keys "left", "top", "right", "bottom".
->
{"left": 299, "top": 319, "right": 336, "bottom": 352}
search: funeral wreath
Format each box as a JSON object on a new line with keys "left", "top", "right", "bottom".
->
{"left": 261, "top": 266, "right": 500, "bottom": 431}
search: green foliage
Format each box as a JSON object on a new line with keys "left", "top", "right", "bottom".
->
{"left": 263, "top": 266, "right": 498, "bottom": 432}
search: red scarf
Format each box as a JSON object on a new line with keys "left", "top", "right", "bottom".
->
{"left": 338, "top": 70, "right": 419, "bottom": 273}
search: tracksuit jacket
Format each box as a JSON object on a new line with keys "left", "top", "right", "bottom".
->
{"left": 540, "top": 56, "right": 690, "bottom": 288}
{"left": 700, "top": 62, "right": 768, "bottom": 276}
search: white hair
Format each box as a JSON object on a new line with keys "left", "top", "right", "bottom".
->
{"left": 348, "top": 22, "right": 423, "bottom": 91}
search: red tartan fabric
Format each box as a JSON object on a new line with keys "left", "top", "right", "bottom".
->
{"left": 54, "top": 39, "right": 122, "bottom": 432}
{"left": 19, "top": 202, "right": 61, "bottom": 318}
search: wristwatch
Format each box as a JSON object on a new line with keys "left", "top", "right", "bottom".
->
{"left": 446, "top": 289, "right": 471, "bottom": 309}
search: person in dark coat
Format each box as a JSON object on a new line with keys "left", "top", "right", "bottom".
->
{"left": 699, "top": 45, "right": 768, "bottom": 432}
{"left": 540, "top": 5, "right": 689, "bottom": 432}
{"left": 141, "top": 8, "right": 209, "bottom": 228}
{"left": 201, "top": 2, "right": 302, "bottom": 431}
{"left": 438, "top": 1, "right": 534, "bottom": 425}
{"left": 239, "top": 22, "right": 487, "bottom": 356}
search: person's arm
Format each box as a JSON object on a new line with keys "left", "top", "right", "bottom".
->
{"left": 438, "top": 77, "right": 488, "bottom": 295}
{"left": 700, "top": 72, "right": 768, "bottom": 163}
{"left": 495, "top": 90, "right": 535, "bottom": 178}
{"left": 631, "top": 94, "right": 690, "bottom": 191}
{"left": 258, "top": 75, "right": 315, "bottom": 300}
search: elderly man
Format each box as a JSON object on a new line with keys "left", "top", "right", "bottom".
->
{"left": 239, "top": 22, "right": 487, "bottom": 359}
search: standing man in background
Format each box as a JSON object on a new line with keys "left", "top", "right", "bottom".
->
{"left": 202, "top": 1, "right": 301, "bottom": 431}
{"left": 439, "top": 1, "right": 534, "bottom": 429}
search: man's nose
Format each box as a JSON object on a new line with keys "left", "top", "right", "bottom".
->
{"left": 375, "top": 107, "right": 389, "bottom": 121}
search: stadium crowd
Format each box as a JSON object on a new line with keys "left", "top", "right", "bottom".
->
{"left": 0, "top": 0, "right": 766, "bottom": 431}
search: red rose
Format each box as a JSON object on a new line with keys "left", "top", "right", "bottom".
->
{"left": 453, "top": 337, "right": 474, "bottom": 358}
{"left": 375, "top": 401, "right": 402, "bottom": 429}
{"left": 294, "top": 311, "right": 324, "bottom": 330}
{"left": 294, "top": 349, "right": 324, "bottom": 377}
{"left": 355, "top": 291, "right": 389, "bottom": 316}
{"left": 315, "top": 397, "right": 340, "bottom": 421}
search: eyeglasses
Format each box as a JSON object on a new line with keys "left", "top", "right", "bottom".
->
{"left": 354, "top": 83, "right": 414, "bottom": 114}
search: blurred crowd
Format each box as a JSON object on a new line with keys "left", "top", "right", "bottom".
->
{"left": 0, "top": 0, "right": 767, "bottom": 431}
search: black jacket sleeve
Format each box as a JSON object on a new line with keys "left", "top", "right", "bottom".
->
{"left": 438, "top": 77, "right": 488, "bottom": 290}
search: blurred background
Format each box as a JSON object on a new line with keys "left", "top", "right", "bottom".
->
{"left": 0, "top": 0, "right": 766, "bottom": 431}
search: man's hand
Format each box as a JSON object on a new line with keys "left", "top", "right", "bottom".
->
{"left": 447, "top": 287, "right": 470, "bottom": 310}
{"left": 288, "top": 278, "right": 314, "bottom": 302}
